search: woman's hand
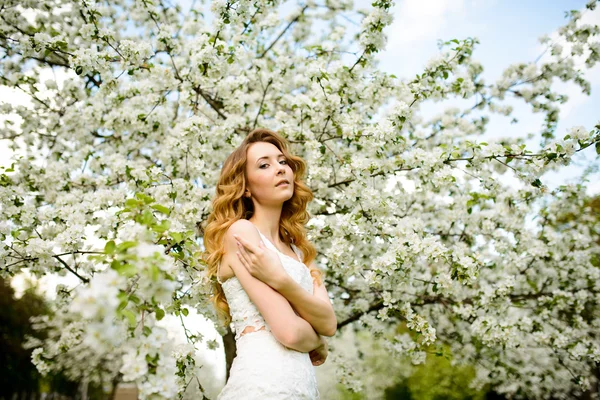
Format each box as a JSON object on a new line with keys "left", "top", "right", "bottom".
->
{"left": 234, "top": 234, "right": 288, "bottom": 289}
{"left": 308, "top": 335, "right": 328, "bottom": 366}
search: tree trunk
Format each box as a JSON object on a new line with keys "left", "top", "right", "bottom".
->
{"left": 79, "top": 378, "right": 88, "bottom": 400}
{"left": 580, "top": 364, "right": 600, "bottom": 400}
{"left": 223, "top": 326, "right": 237, "bottom": 382}
{"left": 108, "top": 373, "right": 122, "bottom": 400}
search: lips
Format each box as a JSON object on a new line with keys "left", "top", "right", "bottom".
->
{"left": 276, "top": 179, "right": 290, "bottom": 187}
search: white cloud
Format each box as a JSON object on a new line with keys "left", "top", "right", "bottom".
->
{"left": 525, "top": 4, "right": 600, "bottom": 195}
{"left": 378, "top": 0, "right": 490, "bottom": 78}
{"left": 533, "top": 5, "right": 600, "bottom": 120}
{"left": 387, "top": 0, "right": 466, "bottom": 47}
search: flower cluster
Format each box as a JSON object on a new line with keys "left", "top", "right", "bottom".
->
{"left": 1, "top": 0, "right": 599, "bottom": 398}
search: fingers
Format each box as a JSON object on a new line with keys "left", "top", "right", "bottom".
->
{"left": 233, "top": 234, "right": 257, "bottom": 254}
{"left": 236, "top": 238, "right": 252, "bottom": 262}
{"left": 236, "top": 248, "right": 246, "bottom": 266}
{"left": 236, "top": 240, "right": 250, "bottom": 266}
{"left": 309, "top": 348, "right": 327, "bottom": 366}
{"left": 312, "top": 357, "right": 325, "bottom": 366}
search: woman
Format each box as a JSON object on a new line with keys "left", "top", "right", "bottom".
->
{"left": 201, "top": 128, "right": 337, "bottom": 399}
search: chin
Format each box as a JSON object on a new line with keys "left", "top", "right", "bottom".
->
{"left": 281, "top": 191, "right": 294, "bottom": 201}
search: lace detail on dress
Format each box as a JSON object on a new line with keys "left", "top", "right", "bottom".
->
{"left": 221, "top": 277, "right": 271, "bottom": 340}
{"left": 220, "top": 229, "right": 313, "bottom": 341}
{"left": 218, "top": 226, "right": 319, "bottom": 399}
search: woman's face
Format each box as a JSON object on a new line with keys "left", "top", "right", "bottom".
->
{"left": 245, "top": 142, "right": 294, "bottom": 204}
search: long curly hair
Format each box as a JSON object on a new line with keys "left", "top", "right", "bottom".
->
{"left": 200, "top": 128, "right": 323, "bottom": 327}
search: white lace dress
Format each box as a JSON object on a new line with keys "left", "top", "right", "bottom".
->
{"left": 216, "top": 228, "right": 320, "bottom": 400}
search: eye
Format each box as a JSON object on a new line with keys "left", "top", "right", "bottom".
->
{"left": 259, "top": 160, "right": 287, "bottom": 168}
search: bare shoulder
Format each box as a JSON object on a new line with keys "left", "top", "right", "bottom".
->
{"left": 224, "top": 220, "right": 261, "bottom": 245}
{"left": 219, "top": 220, "right": 261, "bottom": 282}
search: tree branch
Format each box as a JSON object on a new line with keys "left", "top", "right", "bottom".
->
{"left": 258, "top": 6, "right": 308, "bottom": 59}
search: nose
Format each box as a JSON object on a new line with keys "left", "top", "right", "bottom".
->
{"left": 276, "top": 163, "right": 285, "bottom": 175}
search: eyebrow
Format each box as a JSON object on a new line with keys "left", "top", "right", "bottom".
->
{"left": 255, "top": 154, "right": 286, "bottom": 164}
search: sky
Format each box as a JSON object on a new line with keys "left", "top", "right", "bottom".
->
{"left": 3, "top": 0, "right": 599, "bottom": 392}
{"left": 377, "top": 0, "right": 600, "bottom": 194}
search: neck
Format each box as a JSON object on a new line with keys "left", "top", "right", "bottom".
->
{"left": 248, "top": 208, "right": 284, "bottom": 245}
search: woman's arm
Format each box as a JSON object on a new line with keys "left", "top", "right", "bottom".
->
{"left": 223, "top": 220, "right": 322, "bottom": 352}
{"left": 271, "top": 268, "right": 337, "bottom": 337}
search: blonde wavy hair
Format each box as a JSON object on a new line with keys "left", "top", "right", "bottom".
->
{"left": 200, "top": 128, "right": 323, "bottom": 327}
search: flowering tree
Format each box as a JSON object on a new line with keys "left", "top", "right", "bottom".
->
{"left": 1, "top": 0, "right": 599, "bottom": 398}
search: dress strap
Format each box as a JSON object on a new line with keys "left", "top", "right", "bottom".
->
{"left": 290, "top": 243, "right": 303, "bottom": 263}
{"left": 251, "top": 223, "right": 301, "bottom": 262}
{"left": 252, "top": 225, "right": 276, "bottom": 252}
{"left": 251, "top": 224, "right": 263, "bottom": 240}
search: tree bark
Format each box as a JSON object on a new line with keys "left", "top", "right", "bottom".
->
{"left": 223, "top": 326, "right": 237, "bottom": 382}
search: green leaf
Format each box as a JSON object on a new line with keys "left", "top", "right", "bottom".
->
{"left": 150, "top": 264, "right": 160, "bottom": 281}
{"left": 117, "top": 241, "right": 137, "bottom": 251}
{"left": 156, "top": 308, "right": 165, "bottom": 321}
{"left": 596, "top": 141, "right": 600, "bottom": 155}
{"left": 171, "top": 232, "right": 183, "bottom": 243}
{"left": 182, "top": 308, "right": 189, "bottom": 317}
{"left": 141, "top": 209, "right": 155, "bottom": 225}
{"left": 152, "top": 221, "right": 170, "bottom": 234}
{"left": 117, "top": 298, "right": 128, "bottom": 311}
{"left": 151, "top": 204, "right": 170, "bottom": 215}
{"left": 129, "top": 294, "right": 141, "bottom": 304}
{"left": 125, "top": 198, "right": 139, "bottom": 208}
{"left": 117, "top": 292, "right": 129, "bottom": 310}
{"left": 104, "top": 240, "right": 116, "bottom": 255}
{"left": 112, "top": 261, "right": 137, "bottom": 277}
{"left": 531, "top": 179, "right": 542, "bottom": 188}
{"left": 135, "top": 192, "right": 155, "bottom": 204}
{"left": 143, "top": 326, "right": 152, "bottom": 336}
{"left": 122, "top": 309, "right": 137, "bottom": 327}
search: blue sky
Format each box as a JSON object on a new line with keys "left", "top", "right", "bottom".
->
{"left": 3, "top": 0, "right": 597, "bottom": 189}
{"left": 258, "top": 0, "right": 599, "bottom": 192}
{"left": 372, "top": 0, "right": 599, "bottom": 193}
{"left": 380, "top": 0, "right": 585, "bottom": 78}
